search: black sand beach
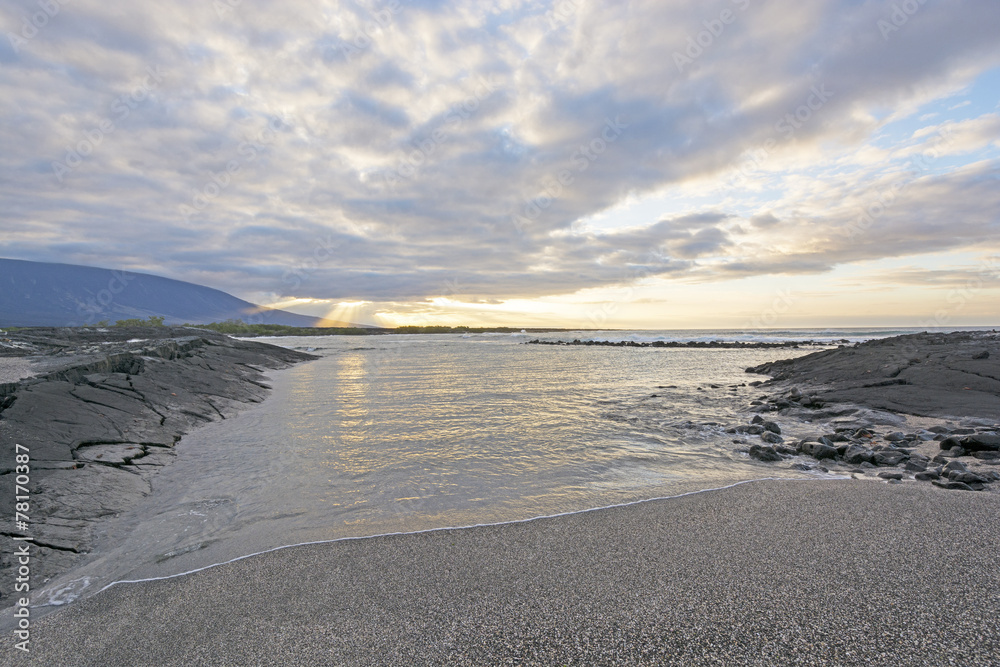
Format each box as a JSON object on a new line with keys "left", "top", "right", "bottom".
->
{"left": 21, "top": 480, "right": 1000, "bottom": 666}
{"left": 4, "top": 329, "right": 1000, "bottom": 665}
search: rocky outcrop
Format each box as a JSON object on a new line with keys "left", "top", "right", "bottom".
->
{"left": 745, "top": 331, "right": 1000, "bottom": 420}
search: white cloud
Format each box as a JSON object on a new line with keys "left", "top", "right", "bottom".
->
{"left": 0, "top": 0, "right": 999, "bottom": 322}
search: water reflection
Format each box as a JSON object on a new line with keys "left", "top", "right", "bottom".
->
{"left": 33, "top": 334, "right": 823, "bottom": 612}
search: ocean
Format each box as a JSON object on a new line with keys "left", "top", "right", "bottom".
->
{"left": 31, "top": 327, "right": 976, "bottom": 611}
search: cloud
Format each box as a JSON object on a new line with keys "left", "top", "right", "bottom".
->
{"left": 1, "top": 0, "right": 999, "bottom": 313}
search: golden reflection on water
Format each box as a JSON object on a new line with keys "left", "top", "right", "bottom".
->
{"left": 35, "top": 335, "right": 831, "bottom": 613}
{"left": 257, "top": 336, "right": 820, "bottom": 540}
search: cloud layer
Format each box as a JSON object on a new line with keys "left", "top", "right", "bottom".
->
{"left": 1, "top": 0, "right": 999, "bottom": 322}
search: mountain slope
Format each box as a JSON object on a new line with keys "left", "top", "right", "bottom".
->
{"left": 0, "top": 258, "right": 336, "bottom": 327}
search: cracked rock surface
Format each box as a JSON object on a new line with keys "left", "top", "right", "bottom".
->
{"left": 746, "top": 330, "right": 1000, "bottom": 420}
{"left": 0, "top": 326, "right": 315, "bottom": 605}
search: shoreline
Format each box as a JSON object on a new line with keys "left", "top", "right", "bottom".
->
{"left": 0, "top": 326, "right": 316, "bottom": 610}
{"left": 79, "top": 476, "right": 827, "bottom": 595}
{"left": 25, "top": 478, "right": 1000, "bottom": 665}
{"left": 526, "top": 338, "right": 835, "bottom": 349}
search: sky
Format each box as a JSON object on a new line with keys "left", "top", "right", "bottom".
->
{"left": 1, "top": 0, "right": 999, "bottom": 329}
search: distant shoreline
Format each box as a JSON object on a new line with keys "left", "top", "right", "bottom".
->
{"left": 525, "top": 338, "right": 835, "bottom": 349}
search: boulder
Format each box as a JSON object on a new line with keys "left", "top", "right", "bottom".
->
{"left": 799, "top": 441, "right": 839, "bottom": 460}
{"left": 878, "top": 472, "right": 904, "bottom": 481}
{"left": 873, "top": 450, "right": 908, "bottom": 466}
{"left": 748, "top": 444, "right": 782, "bottom": 462}
{"left": 763, "top": 421, "right": 781, "bottom": 435}
{"left": 761, "top": 431, "right": 784, "bottom": 445}
{"left": 943, "top": 460, "right": 967, "bottom": 473}
{"left": 842, "top": 445, "right": 874, "bottom": 465}
{"left": 961, "top": 434, "right": 1000, "bottom": 452}
{"left": 948, "top": 471, "right": 991, "bottom": 484}
{"left": 939, "top": 436, "right": 963, "bottom": 450}
{"left": 932, "top": 480, "right": 975, "bottom": 492}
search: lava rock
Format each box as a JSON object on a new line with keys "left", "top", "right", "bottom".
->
{"left": 943, "top": 460, "right": 967, "bottom": 473}
{"left": 763, "top": 421, "right": 781, "bottom": 435}
{"left": 948, "top": 471, "right": 990, "bottom": 484}
{"left": 915, "top": 471, "right": 940, "bottom": 481}
{"left": 873, "top": 450, "right": 908, "bottom": 466}
{"left": 799, "top": 441, "right": 838, "bottom": 460}
{"left": 973, "top": 350, "right": 990, "bottom": 359}
{"left": 939, "top": 436, "right": 963, "bottom": 450}
{"left": 761, "top": 431, "right": 784, "bottom": 445}
{"left": 751, "top": 415, "right": 765, "bottom": 425}
{"left": 961, "top": 433, "right": 1000, "bottom": 452}
{"left": 842, "top": 445, "right": 875, "bottom": 465}
{"left": 748, "top": 444, "right": 782, "bottom": 462}
{"left": 878, "top": 472, "right": 904, "bottom": 481}
{"left": 932, "top": 480, "right": 975, "bottom": 491}
{"left": 885, "top": 431, "right": 907, "bottom": 442}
